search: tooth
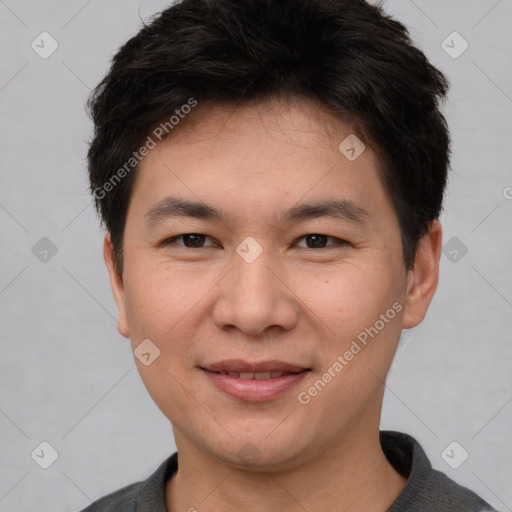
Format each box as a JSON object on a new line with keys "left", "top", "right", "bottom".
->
{"left": 239, "top": 372, "right": 254, "bottom": 379}
{"left": 228, "top": 371, "right": 239, "bottom": 378}
{"left": 255, "top": 372, "right": 271, "bottom": 380}
{"left": 271, "top": 371, "right": 285, "bottom": 378}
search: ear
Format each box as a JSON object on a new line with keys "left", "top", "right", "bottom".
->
{"left": 103, "top": 234, "right": 130, "bottom": 338}
{"left": 402, "top": 220, "right": 442, "bottom": 329}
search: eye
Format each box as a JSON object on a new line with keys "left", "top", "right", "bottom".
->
{"left": 162, "top": 233, "right": 218, "bottom": 248}
{"left": 295, "top": 234, "right": 348, "bottom": 249}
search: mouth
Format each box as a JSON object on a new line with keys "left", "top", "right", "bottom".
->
{"left": 200, "top": 359, "right": 311, "bottom": 402}
{"left": 206, "top": 370, "right": 302, "bottom": 379}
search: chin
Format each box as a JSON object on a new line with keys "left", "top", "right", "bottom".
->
{"left": 198, "top": 428, "right": 310, "bottom": 472}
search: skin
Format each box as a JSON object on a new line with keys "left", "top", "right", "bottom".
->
{"left": 104, "top": 97, "right": 442, "bottom": 512}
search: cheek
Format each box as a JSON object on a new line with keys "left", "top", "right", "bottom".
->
{"left": 296, "top": 261, "right": 403, "bottom": 333}
{"left": 298, "top": 261, "right": 406, "bottom": 388}
{"left": 122, "top": 267, "right": 199, "bottom": 414}
{"left": 122, "top": 262, "right": 217, "bottom": 377}
{"left": 123, "top": 263, "right": 196, "bottom": 337}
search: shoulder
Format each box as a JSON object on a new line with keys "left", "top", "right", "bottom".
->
{"left": 414, "top": 464, "right": 497, "bottom": 511}
{"left": 78, "top": 453, "right": 178, "bottom": 512}
{"left": 79, "top": 481, "right": 142, "bottom": 512}
{"left": 382, "top": 431, "right": 497, "bottom": 512}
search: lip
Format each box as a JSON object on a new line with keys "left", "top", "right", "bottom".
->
{"left": 200, "top": 359, "right": 311, "bottom": 402}
{"left": 202, "top": 359, "right": 308, "bottom": 373}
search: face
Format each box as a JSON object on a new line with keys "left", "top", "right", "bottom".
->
{"left": 105, "top": 98, "right": 440, "bottom": 471}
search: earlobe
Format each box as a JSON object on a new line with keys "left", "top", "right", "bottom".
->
{"left": 103, "top": 234, "right": 130, "bottom": 338}
{"left": 402, "top": 220, "right": 443, "bottom": 329}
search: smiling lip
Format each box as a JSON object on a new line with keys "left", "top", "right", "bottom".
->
{"left": 200, "top": 359, "right": 311, "bottom": 402}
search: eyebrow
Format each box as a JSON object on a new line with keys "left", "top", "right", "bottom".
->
{"left": 144, "top": 196, "right": 369, "bottom": 227}
{"left": 280, "top": 199, "right": 369, "bottom": 225}
{"left": 145, "top": 196, "right": 222, "bottom": 224}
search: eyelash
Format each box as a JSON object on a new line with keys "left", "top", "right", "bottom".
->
{"left": 160, "top": 233, "right": 349, "bottom": 250}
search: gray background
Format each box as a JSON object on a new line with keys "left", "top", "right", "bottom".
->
{"left": 0, "top": 0, "right": 511, "bottom": 510}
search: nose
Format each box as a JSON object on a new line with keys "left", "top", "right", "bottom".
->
{"left": 212, "top": 249, "right": 299, "bottom": 337}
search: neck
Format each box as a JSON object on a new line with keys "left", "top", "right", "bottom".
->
{"left": 165, "top": 420, "right": 406, "bottom": 512}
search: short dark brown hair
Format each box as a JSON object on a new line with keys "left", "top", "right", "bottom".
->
{"left": 87, "top": 0, "right": 450, "bottom": 272}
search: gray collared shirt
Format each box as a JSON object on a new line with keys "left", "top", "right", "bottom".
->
{"left": 80, "top": 431, "right": 497, "bottom": 511}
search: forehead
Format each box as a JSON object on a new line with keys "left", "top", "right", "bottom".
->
{"left": 159, "top": 97, "right": 364, "bottom": 160}
{"left": 129, "top": 97, "right": 394, "bottom": 229}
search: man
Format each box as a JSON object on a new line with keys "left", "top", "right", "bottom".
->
{"left": 82, "top": 0, "right": 497, "bottom": 510}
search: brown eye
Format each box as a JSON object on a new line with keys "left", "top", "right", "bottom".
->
{"left": 296, "top": 234, "right": 347, "bottom": 249}
{"left": 181, "top": 234, "right": 206, "bottom": 247}
{"left": 162, "top": 233, "right": 217, "bottom": 248}
{"left": 305, "top": 234, "right": 328, "bottom": 248}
